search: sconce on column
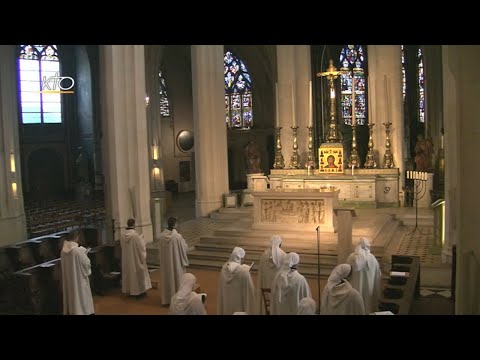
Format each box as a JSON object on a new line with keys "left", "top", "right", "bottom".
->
{"left": 152, "top": 144, "right": 159, "bottom": 161}
{"left": 12, "top": 182, "right": 18, "bottom": 199}
{"left": 10, "top": 152, "right": 16, "bottom": 173}
{"left": 145, "top": 95, "right": 150, "bottom": 107}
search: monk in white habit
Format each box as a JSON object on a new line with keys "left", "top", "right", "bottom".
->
{"left": 217, "top": 247, "right": 256, "bottom": 315}
{"left": 159, "top": 217, "right": 189, "bottom": 305}
{"left": 257, "top": 235, "right": 286, "bottom": 314}
{"left": 120, "top": 218, "right": 152, "bottom": 297}
{"left": 270, "top": 252, "right": 311, "bottom": 315}
{"left": 61, "top": 230, "right": 94, "bottom": 315}
{"left": 320, "top": 263, "right": 365, "bottom": 315}
{"left": 346, "top": 237, "right": 382, "bottom": 313}
{"left": 169, "top": 273, "right": 207, "bottom": 315}
{"left": 297, "top": 297, "right": 317, "bottom": 315}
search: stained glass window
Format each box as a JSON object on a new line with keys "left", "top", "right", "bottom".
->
{"left": 18, "top": 45, "right": 62, "bottom": 124}
{"left": 224, "top": 51, "right": 253, "bottom": 130}
{"left": 401, "top": 45, "right": 406, "bottom": 101}
{"left": 418, "top": 48, "right": 425, "bottom": 123}
{"left": 159, "top": 70, "right": 170, "bottom": 117}
{"left": 339, "top": 45, "right": 367, "bottom": 126}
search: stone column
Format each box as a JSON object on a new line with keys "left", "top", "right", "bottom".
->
{"left": 99, "top": 45, "right": 153, "bottom": 243}
{"left": 276, "top": 45, "right": 296, "bottom": 166}
{"left": 443, "top": 45, "right": 480, "bottom": 314}
{"left": 191, "top": 45, "right": 229, "bottom": 217}
{"left": 334, "top": 208, "right": 356, "bottom": 264}
{"left": 423, "top": 45, "right": 443, "bottom": 150}
{"left": 294, "top": 45, "right": 312, "bottom": 165}
{"left": 367, "top": 45, "right": 405, "bottom": 196}
{"left": 0, "top": 45, "right": 27, "bottom": 246}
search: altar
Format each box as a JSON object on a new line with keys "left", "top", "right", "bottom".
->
{"left": 252, "top": 188, "right": 339, "bottom": 233}
{"left": 255, "top": 168, "right": 400, "bottom": 208}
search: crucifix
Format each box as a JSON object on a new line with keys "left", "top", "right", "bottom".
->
{"left": 316, "top": 59, "right": 342, "bottom": 143}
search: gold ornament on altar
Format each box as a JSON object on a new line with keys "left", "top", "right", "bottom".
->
{"left": 317, "top": 59, "right": 342, "bottom": 143}
{"left": 318, "top": 143, "right": 343, "bottom": 174}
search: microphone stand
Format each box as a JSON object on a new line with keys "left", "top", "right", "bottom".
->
{"left": 315, "top": 225, "right": 320, "bottom": 315}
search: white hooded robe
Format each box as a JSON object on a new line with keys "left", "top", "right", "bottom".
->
{"left": 120, "top": 229, "right": 152, "bottom": 296}
{"left": 169, "top": 273, "right": 207, "bottom": 315}
{"left": 61, "top": 240, "right": 95, "bottom": 315}
{"left": 159, "top": 228, "right": 189, "bottom": 305}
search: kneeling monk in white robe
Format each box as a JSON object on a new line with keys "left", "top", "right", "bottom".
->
{"left": 217, "top": 247, "right": 256, "bottom": 315}
{"left": 169, "top": 273, "right": 207, "bottom": 315}
{"left": 346, "top": 237, "right": 382, "bottom": 314}
{"left": 271, "top": 252, "right": 311, "bottom": 315}
{"left": 120, "top": 218, "right": 152, "bottom": 297}
{"left": 61, "top": 230, "right": 95, "bottom": 315}
{"left": 320, "top": 264, "right": 365, "bottom": 315}
{"left": 297, "top": 297, "right": 317, "bottom": 315}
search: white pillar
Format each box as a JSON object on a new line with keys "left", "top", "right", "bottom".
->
{"left": 443, "top": 45, "right": 480, "bottom": 314}
{"left": 368, "top": 45, "right": 405, "bottom": 195}
{"left": 0, "top": 45, "right": 27, "bottom": 246}
{"left": 294, "top": 45, "right": 312, "bottom": 164}
{"left": 276, "top": 45, "right": 296, "bottom": 166}
{"left": 191, "top": 45, "right": 229, "bottom": 217}
{"left": 334, "top": 208, "right": 356, "bottom": 264}
{"left": 99, "top": 45, "right": 153, "bottom": 243}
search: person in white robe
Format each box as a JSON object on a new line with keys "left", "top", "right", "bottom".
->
{"left": 169, "top": 273, "right": 207, "bottom": 315}
{"left": 320, "top": 263, "right": 365, "bottom": 315}
{"left": 346, "top": 237, "right": 382, "bottom": 313}
{"left": 217, "top": 247, "right": 256, "bottom": 315}
{"left": 159, "top": 217, "right": 189, "bottom": 305}
{"left": 61, "top": 230, "right": 95, "bottom": 315}
{"left": 270, "top": 252, "right": 312, "bottom": 315}
{"left": 257, "top": 235, "right": 287, "bottom": 314}
{"left": 297, "top": 297, "right": 317, "bottom": 315}
{"left": 120, "top": 218, "right": 152, "bottom": 297}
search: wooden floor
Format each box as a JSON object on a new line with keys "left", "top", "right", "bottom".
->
{"left": 94, "top": 267, "right": 327, "bottom": 315}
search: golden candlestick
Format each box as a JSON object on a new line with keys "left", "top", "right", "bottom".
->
{"left": 382, "top": 121, "right": 395, "bottom": 168}
{"left": 348, "top": 124, "right": 360, "bottom": 168}
{"left": 317, "top": 59, "right": 342, "bottom": 143}
{"left": 273, "top": 127, "right": 285, "bottom": 169}
{"left": 289, "top": 126, "right": 300, "bottom": 169}
{"left": 364, "top": 123, "right": 377, "bottom": 168}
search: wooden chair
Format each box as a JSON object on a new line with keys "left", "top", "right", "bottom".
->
{"left": 261, "top": 288, "right": 271, "bottom": 315}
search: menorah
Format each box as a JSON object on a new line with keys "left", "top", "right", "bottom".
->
{"left": 406, "top": 171, "right": 428, "bottom": 236}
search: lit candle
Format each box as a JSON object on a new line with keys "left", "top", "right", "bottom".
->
{"left": 330, "top": 88, "right": 335, "bottom": 99}
{"left": 352, "top": 164, "right": 355, "bottom": 176}
{"left": 275, "top": 83, "right": 280, "bottom": 127}
{"left": 292, "top": 84, "right": 296, "bottom": 127}
{"left": 309, "top": 81, "right": 313, "bottom": 126}
{"left": 307, "top": 165, "right": 311, "bottom": 176}
{"left": 351, "top": 76, "right": 356, "bottom": 125}
{"left": 384, "top": 75, "right": 389, "bottom": 120}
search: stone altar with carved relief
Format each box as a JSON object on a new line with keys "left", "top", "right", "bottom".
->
{"left": 252, "top": 189, "right": 339, "bottom": 233}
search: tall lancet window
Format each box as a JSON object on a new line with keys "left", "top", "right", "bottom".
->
{"left": 224, "top": 51, "right": 253, "bottom": 130}
{"left": 417, "top": 48, "right": 425, "bottom": 123}
{"left": 159, "top": 70, "right": 170, "bottom": 117}
{"left": 18, "top": 45, "right": 62, "bottom": 124}
{"left": 339, "top": 45, "right": 368, "bottom": 126}
{"left": 401, "top": 45, "right": 406, "bottom": 101}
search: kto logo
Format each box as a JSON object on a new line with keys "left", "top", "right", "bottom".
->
{"left": 40, "top": 72, "right": 75, "bottom": 94}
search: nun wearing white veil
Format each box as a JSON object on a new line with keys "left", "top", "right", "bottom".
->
{"left": 217, "top": 247, "right": 256, "bottom": 315}
{"left": 169, "top": 273, "right": 207, "bottom": 315}
{"left": 297, "top": 297, "right": 317, "bottom": 315}
{"left": 320, "top": 263, "right": 365, "bottom": 315}
{"left": 346, "top": 237, "right": 382, "bottom": 313}
{"left": 270, "top": 252, "right": 311, "bottom": 315}
{"left": 257, "top": 235, "right": 287, "bottom": 314}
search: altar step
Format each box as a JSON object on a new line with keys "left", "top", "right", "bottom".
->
{"left": 209, "top": 206, "right": 253, "bottom": 220}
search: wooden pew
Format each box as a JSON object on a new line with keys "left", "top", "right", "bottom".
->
{"left": 11, "top": 259, "right": 63, "bottom": 315}
{"left": 378, "top": 255, "right": 421, "bottom": 315}
{"left": 88, "top": 244, "right": 121, "bottom": 295}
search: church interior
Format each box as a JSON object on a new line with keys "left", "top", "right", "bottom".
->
{"left": 0, "top": 44, "right": 478, "bottom": 315}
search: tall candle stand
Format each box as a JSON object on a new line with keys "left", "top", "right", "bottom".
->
{"left": 405, "top": 171, "right": 428, "bottom": 236}
{"left": 317, "top": 59, "right": 342, "bottom": 143}
{"left": 273, "top": 127, "right": 285, "bottom": 169}
{"left": 306, "top": 125, "right": 315, "bottom": 169}
{"left": 382, "top": 121, "right": 395, "bottom": 168}
{"left": 364, "top": 123, "right": 377, "bottom": 168}
{"left": 348, "top": 124, "right": 360, "bottom": 168}
{"left": 289, "top": 126, "right": 301, "bottom": 169}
